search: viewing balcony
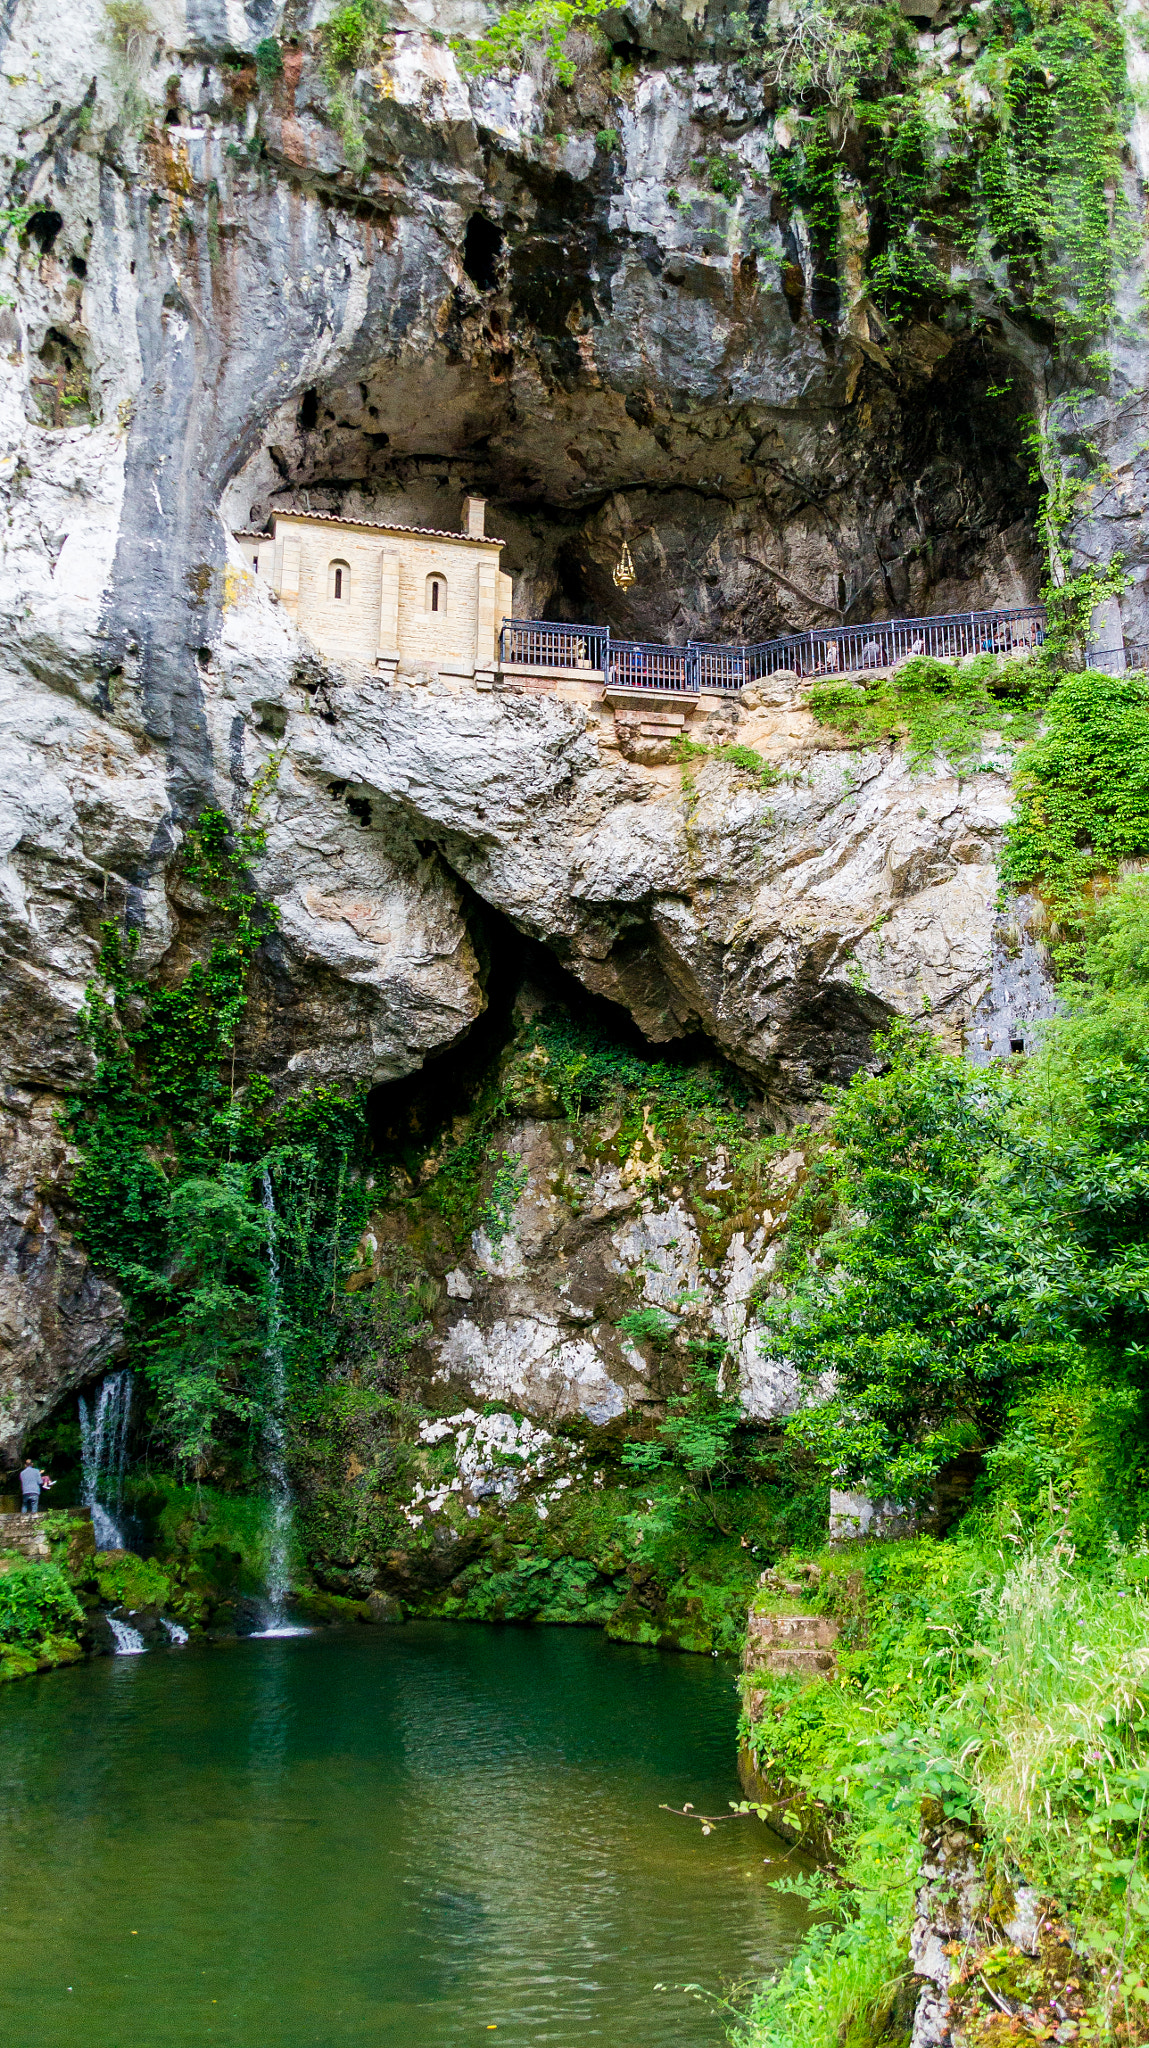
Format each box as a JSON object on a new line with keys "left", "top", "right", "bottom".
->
{"left": 497, "top": 606, "right": 1047, "bottom": 697}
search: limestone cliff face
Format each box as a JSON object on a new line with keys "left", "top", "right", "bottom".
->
{"left": 4, "top": 0, "right": 1130, "bottom": 1443}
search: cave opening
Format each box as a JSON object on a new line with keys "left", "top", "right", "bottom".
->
{"left": 462, "top": 213, "right": 503, "bottom": 294}
{"left": 26, "top": 208, "right": 63, "bottom": 254}
{"left": 365, "top": 889, "right": 752, "bottom": 1170}
{"left": 223, "top": 304, "right": 1042, "bottom": 652}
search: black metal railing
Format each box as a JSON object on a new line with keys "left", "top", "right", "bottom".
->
{"left": 498, "top": 618, "right": 608, "bottom": 671}
{"left": 497, "top": 605, "right": 1047, "bottom": 694}
{"left": 608, "top": 639, "right": 694, "bottom": 693}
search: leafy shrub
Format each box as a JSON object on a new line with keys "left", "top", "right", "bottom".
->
{"left": 454, "top": 0, "right": 610, "bottom": 87}
{"left": 769, "top": 969, "right": 1149, "bottom": 1507}
{"left": 478, "top": 1149, "right": 529, "bottom": 1251}
{"left": 321, "top": 0, "right": 386, "bottom": 77}
{"left": 672, "top": 734, "right": 780, "bottom": 790}
{"left": 254, "top": 35, "right": 283, "bottom": 83}
{"left": 1003, "top": 668, "right": 1149, "bottom": 930}
{"left": 104, "top": 0, "right": 152, "bottom": 59}
{"left": 621, "top": 1345, "right": 744, "bottom": 1527}
{"left": 0, "top": 1559, "right": 84, "bottom": 1648}
{"left": 806, "top": 650, "right": 1052, "bottom": 772}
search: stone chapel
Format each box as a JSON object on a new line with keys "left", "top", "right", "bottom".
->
{"left": 233, "top": 496, "right": 514, "bottom": 681}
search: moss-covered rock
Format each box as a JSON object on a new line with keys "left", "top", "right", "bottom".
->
{"left": 94, "top": 1549, "right": 172, "bottom": 1612}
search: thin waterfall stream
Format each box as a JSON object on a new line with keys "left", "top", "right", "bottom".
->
{"left": 256, "top": 1171, "right": 306, "bottom": 1636}
{"left": 78, "top": 1368, "right": 134, "bottom": 1549}
{"left": 105, "top": 1615, "right": 146, "bottom": 1655}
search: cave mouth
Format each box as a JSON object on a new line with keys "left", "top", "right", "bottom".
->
{"left": 462, "top": 213, "right": 503, "bottom": 293}
{"left": 223, "top": 310, "right": 1043, "bottom": 651}
{"left": 365, "top": 889, "right": 753, "bottom": 1169}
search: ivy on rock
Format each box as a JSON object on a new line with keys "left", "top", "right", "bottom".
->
{"left": 66, "top": 791, "right": 367, "bottom": 1469}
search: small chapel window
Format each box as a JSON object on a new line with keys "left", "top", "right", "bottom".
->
{"left": 427, "top": 573, "right": 447, "bottom": 614}
{"left": 328, "top": 558, "right": 350, "bottom": 601}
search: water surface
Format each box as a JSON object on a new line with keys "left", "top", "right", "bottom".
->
{"left": 0, "top": 1622, "right": 806, "bottom": 2047}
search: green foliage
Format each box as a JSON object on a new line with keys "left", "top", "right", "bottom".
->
{"left": 769, "top": 115, "right": 845, "bottom": 311}
{"left": 1041, "top": 558, "right": 1131, "bottom": 662}
{"left": 453, "top": 0, "right": 610, "bottom": 87}
{"left": 418, "top": 1006, "right": 750, "bottom": 1243}
{"left": 768, "top": 974, "right": 1149, "bottom": 1505}
{"left": 526, "top": 1010, "right": 749, "bottom": 1129}
{"left": 862, "top": 101, "right": 953, "bottom": 317}
{"left": 806, "top": 650, "right": 1052, "bottom": 772}
{"left": 737, "top": 1522, "right": 1149, "bottom": 2048}
{"left": 744, "top": 0, "right": 911, "bottom": 113}
{"left": 594, "top": 126, "right": 620, "bottom": 152}
{"left": 0, "top": 1558, "right": 84, "bottom": 1649}
{"left": 320, "top": 0, "right": 387, "bottom": 162}
{"left": 672, "top": 733, "right": 781, "bottom": 791}
{"left": 321, "top": 0, "right": 386, "bottom": 79}
{"left": 66, "top": 792, "right": 368, "bottom": 1469}
{"left": 770, "top": 1027, "right": 1031, "bottom": 1499}
{"left": 617, "top": 1303, "right": 678, "bottom": 1351}
{"left": 254, "top": 35, "right": 283, "bottom": 83}
{"left": 621, "top": 1346, "right": 743, "bottom": 1516}
{"left": 104, "top": 0, "right": 152, "bottom": 59}
{"left": 478, "top": 1148, "right": 529, "bottom": 1251}
{"left": 742, "top": 0, "right": 1133, "bottom": 346}
{"left": 0, "top": 204, "right": 35, "bottom": 250}
{"left": 1002, "top": 668, "right": 1149, "bottom": 928}
{"left": 94, "top": 1551, "right": 172, "bottom": 1610}
{"left": 971, "top": 0, "right": 1137, "bottom": 350}
{"left": 699, "top": 152, "right": 741, "bottom": 201}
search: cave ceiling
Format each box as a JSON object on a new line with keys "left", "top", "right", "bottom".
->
{"left": 223, "top": 185, "right": 1042, "bottom": 645}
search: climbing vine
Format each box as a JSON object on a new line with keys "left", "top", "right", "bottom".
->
{"left": 732, "top": 0, "right": 1133, "bottom": 351}
{"left": 66, "top": 788, "right": 368, "bottom": 1468}
{"left": 1002, "top": 668, "right": 1149, "bottom": 932}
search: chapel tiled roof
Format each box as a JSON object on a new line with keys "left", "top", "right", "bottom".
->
{"left": 234, "top": 511, "right": 506, "bottom": 546}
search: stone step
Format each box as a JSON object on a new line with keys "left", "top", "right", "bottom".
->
{"left": 0, "top": 1507, "right": 95, "bottom": 1565}
{"left": 743, "top": 1609, "right": 839, "bottom": 1683}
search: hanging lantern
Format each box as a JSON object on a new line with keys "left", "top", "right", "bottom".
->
{"left": 612, "top": 539, "right": 636, "bottom": 590}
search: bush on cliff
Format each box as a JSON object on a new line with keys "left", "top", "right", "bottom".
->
{"left": 766, "top": 877, "right": 1149, "bottom": 1526}
{"left": 0, "top": 1556, "right": 85, "bottom": 1681}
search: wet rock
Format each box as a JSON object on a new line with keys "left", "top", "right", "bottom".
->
{"left": 366, "top": 1590, "right": 404, "bottom": 1625}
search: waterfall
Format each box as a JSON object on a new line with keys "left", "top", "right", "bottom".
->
{"left": 160, "top": 1617, "right": 189, "bottom": 1645}
{"left": 78, "top": 1369, "right": 134, "bottom": 1549}
{"left": 255, "top": 1172, "right": 306, "bottom": 1635}
{"left": 107, "top": 1615, "right": 146, "bottom": 1655}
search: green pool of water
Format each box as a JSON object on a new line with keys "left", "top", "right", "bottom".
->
{"left": 0, "top": 1622, "right": 807, "bottom": 2046}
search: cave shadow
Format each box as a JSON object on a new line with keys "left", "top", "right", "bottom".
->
{"left": 365, "top": 888, "right": 753, "bottom": 1166}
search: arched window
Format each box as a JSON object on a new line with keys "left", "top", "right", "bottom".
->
{"left": 328, "top": 559, "right": 350, "bottom": 601}
{"left": 426, "top": 573, "right": 447, "bottom": 615}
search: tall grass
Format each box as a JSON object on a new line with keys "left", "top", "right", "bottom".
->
{"left": 734, "top": 1521, "right": 1149, "bottom": 2048}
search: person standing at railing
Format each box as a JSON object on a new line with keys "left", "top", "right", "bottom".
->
{"left": 19, "top": 1458, "right": 47, "bottom": 1513}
